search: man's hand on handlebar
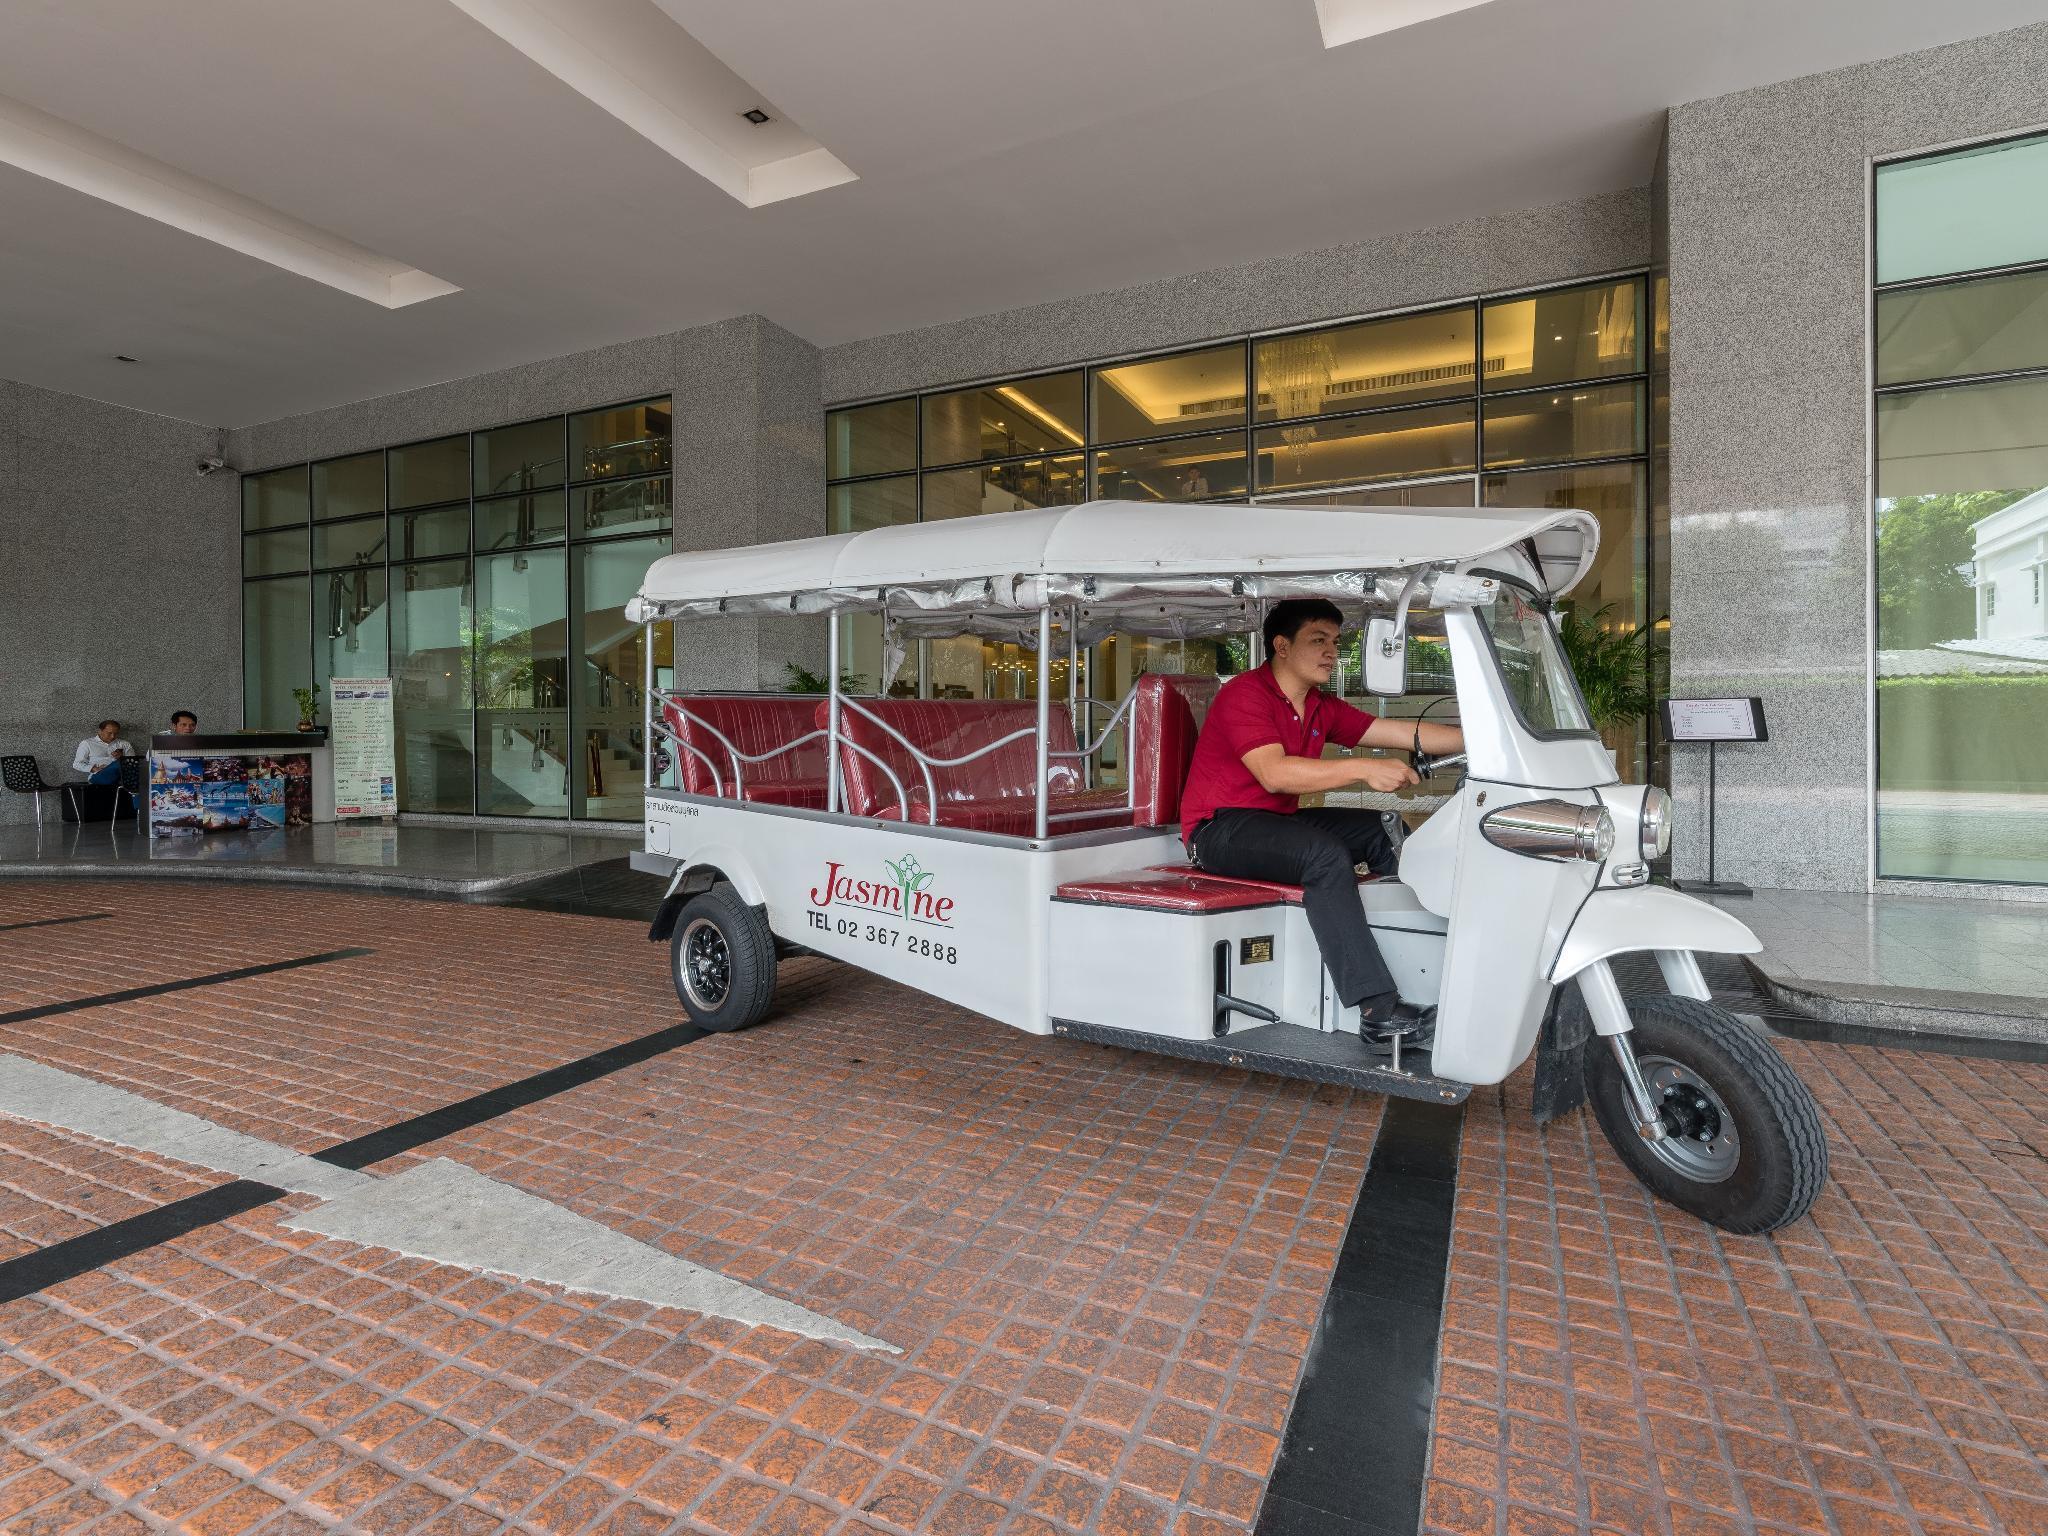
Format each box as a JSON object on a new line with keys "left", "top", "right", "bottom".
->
{"left": 1355, "top": 757, "right": 1420, "bottom": 794}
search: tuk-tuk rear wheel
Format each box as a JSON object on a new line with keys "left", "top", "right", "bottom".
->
{"left": 669, "top": 886, "right": 777, "bottom": 1032}
{"left": 1587, "top": 995, "right": 1826, "bottom": 1234}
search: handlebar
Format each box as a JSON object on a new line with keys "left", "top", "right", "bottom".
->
{"left": 1414, "top": 750, "right": 1467, "bottom": 779}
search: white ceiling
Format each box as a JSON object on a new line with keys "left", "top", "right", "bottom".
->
{"left": 0, "top": 0, "right": 2038, "bottom": 427}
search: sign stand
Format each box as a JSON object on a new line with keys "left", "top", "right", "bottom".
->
{"left": 330, "top": 678, "right": 398, "bottom": 820}
{"left": 1661, "top": 697, "right": 1766, "bottom": 899}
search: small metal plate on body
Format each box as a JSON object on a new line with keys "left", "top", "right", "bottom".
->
{"left": 1239, "top": 935, "right": 1274, "bottom": 964}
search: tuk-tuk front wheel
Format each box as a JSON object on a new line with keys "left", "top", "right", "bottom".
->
{"left": 1587, "top": 995, "right": 1826, "bottom": 1234}
{"left": 669, "top": 887, "right": 777, "bottom": 1032}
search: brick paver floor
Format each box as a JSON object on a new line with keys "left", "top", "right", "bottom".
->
{"left": 1426, "top": 1037, "right": 2048, "bottom": 1536}
{"left": 0, "top": 881, "right": 1378, "bottom": 1535}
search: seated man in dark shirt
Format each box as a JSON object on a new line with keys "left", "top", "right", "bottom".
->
{"left": 1180, "top": 599, "right": 1463, "bottom": 1045}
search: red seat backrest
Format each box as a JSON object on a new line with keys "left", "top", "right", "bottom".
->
{"left": 1128, "top": 673, "right": 1220, "bottom": 828}
{"left": 817, "top": 699, "right": 1084, "bottom": 819}
{"left": 664, "top": 696, "right": 827, "bottom": 797}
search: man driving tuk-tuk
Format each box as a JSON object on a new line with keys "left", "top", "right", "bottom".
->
{"left": 1182, "top": 597, "right": 1464, "bottom": 1050}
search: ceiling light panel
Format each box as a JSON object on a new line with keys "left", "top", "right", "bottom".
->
{"left": 443, "top": 0, "right": 856, "bottom": 208}
{"left": 0, "top": 93, "right": 458, "bottom": 309}
{"left": 1314, "top": 0, "right": 1502, "bottom": 49}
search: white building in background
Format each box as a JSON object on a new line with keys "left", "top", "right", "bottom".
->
{"left": 1970, "top": 487, "right": 2048, "bottom": 645}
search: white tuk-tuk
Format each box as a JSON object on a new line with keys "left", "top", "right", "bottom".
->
{"left": 624, "top": 500, "right": 1825, "bottom": 1234}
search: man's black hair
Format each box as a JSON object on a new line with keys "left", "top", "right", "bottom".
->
{"left": 171, "top": 710, "right": 197, "bottom": 726}
{"left": 1262, "top": 598, "right": 1345, "bottom": 661}
{"left": 96, "top": 718, "right": 120, "bottom": 731}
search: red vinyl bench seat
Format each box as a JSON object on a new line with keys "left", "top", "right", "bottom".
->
{"left": 819, "top": 698, "right": 1133, "bottom": 835}
{"left": 664, "top": 695, "right": 830, "bottom": 809}
{"left": 662, "top": 672, "right": 1225, "bottom": 837}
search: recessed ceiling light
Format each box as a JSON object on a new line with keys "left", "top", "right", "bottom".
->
{"left": 114, "top": 354, "right": 139, "bottom": 363}
{"left": 443, "top": 0, "right": 854, "bottom": 208}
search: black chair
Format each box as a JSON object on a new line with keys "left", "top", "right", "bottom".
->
{"left": 1, "top": 754, "right": 79, "bottom": 830}
{"left": 113, "top": 755, "right": 147, "bottom": 831}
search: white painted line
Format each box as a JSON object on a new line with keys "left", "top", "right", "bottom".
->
{"left": 283, "top": 1159, "right": 891, "bottom": 1352}
{"left": 0, "top": 1055, "right": 372, "bottom": 1200}
{"left": 0, "top": 1056, "right": 892, "bottom": 1352}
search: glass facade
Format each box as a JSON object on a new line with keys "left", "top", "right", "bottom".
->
{"left": 1875, "top": 130, "right": 2048, "bottom": 885}
{"left": 240, "top": 397, "right": 671, "bottom": 820}
{"left": 823, "top": 276, "right": 1658, "bottom": 778}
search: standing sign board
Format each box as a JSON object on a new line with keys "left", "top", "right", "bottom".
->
{"left": 331, "top": 678, "right": 398, "bottom": 819}
{"left": 1662, "top": 697, "right": 1768, "bottom": 743}
{"left": 1660, "top": 696, "right": 1766, "bottom": 896}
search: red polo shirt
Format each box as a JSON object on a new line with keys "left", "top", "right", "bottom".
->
{"left": 1179, "top": 664, "right": 1376, "bottom": 842}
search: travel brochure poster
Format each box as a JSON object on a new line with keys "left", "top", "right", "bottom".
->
{"left": 149, "top": 754, "right": 311, "bottom": 837}
{"left": 330, "top": 677, "right": 397, "bottom": 819}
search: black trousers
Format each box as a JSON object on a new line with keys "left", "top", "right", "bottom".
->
{"left": 1191, "top": 807, "right": 1398, "bottom": 1007}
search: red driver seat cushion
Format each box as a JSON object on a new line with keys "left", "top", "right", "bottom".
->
{"left": 817, "top": 699, "right": 1129, "bottom": 835}
{"left": 663, "top": 696, "right": 829, "bottom": 809}
{"left": 1053, "top": 863, "right": 1381, "bottom": 912}
{"left": 1054, "top": 870, "right": 1282, "bottom": 913}
{"left": 1128, "top": 673, "right": 1220, "bottom": 829}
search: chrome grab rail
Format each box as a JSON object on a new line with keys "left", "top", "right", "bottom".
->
{"left": 655, "top": 689, "right": 833, "bottom": 796}
{"left": 835, "top": 698, "right": 939, "bottom": 818}
{"left": 647, "top": 716, "right": 726, "bottom": 798}
{"left": 652, "top": 690, "right": 912, "bottom": 819}
{"left": 1051, "top": 688, "right": 1137, "bottom": 761}
{"left": 833, "top": 737, "right": 913, "bottom": 822}
{"left": 839, "top": 697, "right": 1052, "bottom": 827}
{"left": 651, "top": 684, "right": 1141, "bottom": 835}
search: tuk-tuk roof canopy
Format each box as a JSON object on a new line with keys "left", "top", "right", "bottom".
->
{"left": 627, "top": 500, "right": 1599, "bottom": 633}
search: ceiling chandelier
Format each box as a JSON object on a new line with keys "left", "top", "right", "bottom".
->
{"left": 1263, "top": 332, "right": 1337, "bottom": 472}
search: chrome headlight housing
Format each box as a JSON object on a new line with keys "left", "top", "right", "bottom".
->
{"left": 1481, "top": 798, "right": 1614, "bottom": 863}
{"left": 1640, "top": 785, "right": 1672, "bottom": 859}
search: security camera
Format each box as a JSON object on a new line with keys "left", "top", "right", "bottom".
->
{"left": 196, "top": 456, "right": 227, "bottom": 477}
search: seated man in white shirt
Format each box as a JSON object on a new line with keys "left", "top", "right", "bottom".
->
{"left": 73, "top": 720, "right": 133, "bottom": 786}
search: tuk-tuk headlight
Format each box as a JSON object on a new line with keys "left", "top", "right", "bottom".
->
{"left": 1481, "top": 799, "right": 1614, "bottom": 863}
{"left": 1640, "top": 786, "right": 1672, "bottom": 859}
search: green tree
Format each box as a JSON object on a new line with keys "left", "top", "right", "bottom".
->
{"left": 1876, "top": 490, "right": 2024, "bottom": 649}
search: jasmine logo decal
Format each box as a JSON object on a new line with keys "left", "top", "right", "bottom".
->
{"left": 809, "top": 853, "right": 954, "bottom": 926}
{"left": 806, "top": 854, "right": 960, "bottom": 964}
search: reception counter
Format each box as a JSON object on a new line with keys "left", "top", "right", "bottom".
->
{"left": 147, "top": 732, "right": 334, "bottom": 836}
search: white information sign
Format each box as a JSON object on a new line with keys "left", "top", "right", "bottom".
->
{"left": 1663, "top": 696, "right": 1767, "bottom": 743}
{"left": 330, "top": 678, "right": 398, "bottom": 819}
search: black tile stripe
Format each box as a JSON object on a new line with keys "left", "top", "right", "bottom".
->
{"left": 314, "top": 1018, "right": 709, "bottom": 1171}
{"left": 0, "top": 913, "right": 115, "bottom": 935}
{"left": 0, "top": 948, "right": 374, "bottom": 1027}
{"left": 0, "top": 1181, "right": 284, "bottom": 1305}
{"left": 1257, "top": 1097, "right": 1464, "bottom": 1536}
{"left": 0, "top": 1010, "right": 708, "bottom": 1304}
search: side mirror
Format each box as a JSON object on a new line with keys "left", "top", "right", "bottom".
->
{"left": 1364, "top": 616, "right": 1408, "bottom": 697}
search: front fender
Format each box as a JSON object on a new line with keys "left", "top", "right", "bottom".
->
{"left": 1549, "top": 884, "right": 1759, "bottom": 983}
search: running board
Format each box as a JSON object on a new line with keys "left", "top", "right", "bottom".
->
{"left": 1050, "top": 1018, "right": 1470, "bottom": 1103}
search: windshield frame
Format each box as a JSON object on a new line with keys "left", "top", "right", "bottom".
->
{"left": 1465, "top": 568, "right": 1604, "bottom": 744}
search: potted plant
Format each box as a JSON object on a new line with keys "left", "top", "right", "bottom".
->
{"left": 782, "top": 662, "right": 866, "bottom": 694}
{"left": 1556, "top": 605, "right": 1659, "bottom": 767}
{"left": 291, "top": 686, "right": 321, "bottom": 732}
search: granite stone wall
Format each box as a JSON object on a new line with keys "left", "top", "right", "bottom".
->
{"left": 821, "top": 189, "right": 1651, "bottom": 406}
{"left": 1664, "top": 20, "right": 2048, "bottom": 891}
{"left": 0, "top": 381, "right": 240, "bottom": 827}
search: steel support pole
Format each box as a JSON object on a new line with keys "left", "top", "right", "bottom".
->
{"left": 1067, "top": 610, "right": 1084, "bottom": 787}
{"left": 826, "top": 617, "right": 844, "bottom": 815}
{"left": 1035, "top": 605, "right": 1052, "bottom": 840}
{"left": 642, "top": 622, "right": 655, "bottom": 792}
